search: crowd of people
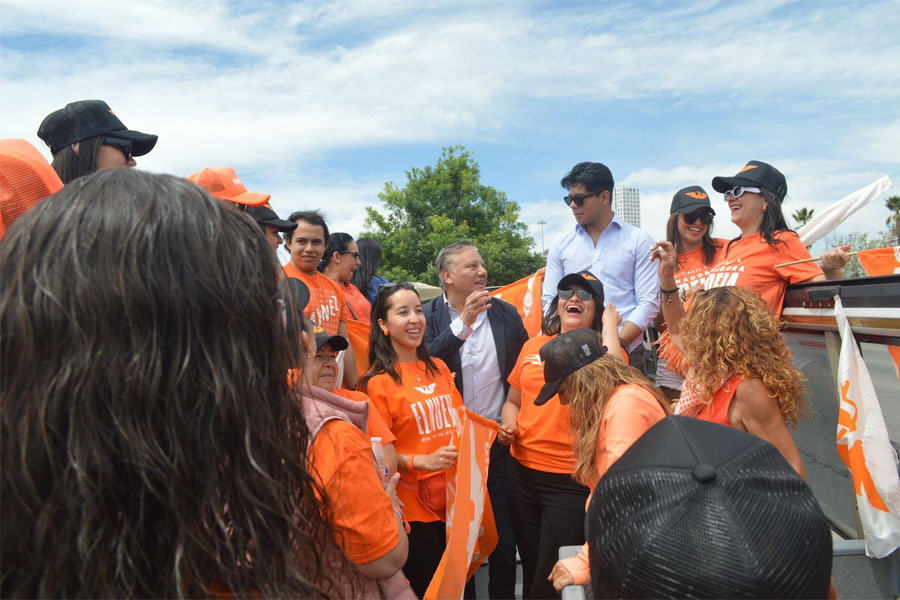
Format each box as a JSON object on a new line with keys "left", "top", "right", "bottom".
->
{"left": 0, "top": 99, "right": 849, "bottom": 598}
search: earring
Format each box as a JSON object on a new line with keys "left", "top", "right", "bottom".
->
{"left": 763, "top": 204, "right": 768, "bottom": 212}
{"left": 382, "top": 328, "right": 389, "bottom": 337}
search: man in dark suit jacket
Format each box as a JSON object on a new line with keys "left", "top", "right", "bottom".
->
{"left": 423, "top": 242, "right": 529, "bottom": 600}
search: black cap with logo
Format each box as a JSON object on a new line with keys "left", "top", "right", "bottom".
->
{"left": 711, "top": 160, "right": 787, "bottom": 203}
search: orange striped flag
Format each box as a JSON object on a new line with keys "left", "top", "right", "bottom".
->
{"left": 491, "top": 268, "right": 545, "bottom": 337}
{"left": 424, "top": 408, "right": 498, "bottom": 600}
{"left": 857, "top": 246, "right": 900, "bottom": 276}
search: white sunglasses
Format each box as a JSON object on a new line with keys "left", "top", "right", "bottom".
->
{"left": 724, "top": 186, "right": 761, "bottom": 200}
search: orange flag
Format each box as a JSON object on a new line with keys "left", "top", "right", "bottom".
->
{"left": 857, "top": 246, "right": 900, "bottom": 276}
{"left": 424, "top": 408, "right": 498, "bottom": 600}
{"left": 491, "top": 269, "right": 545, "bottom": 337}
{"left": 344, "top": 319, "right": 371, "bottom": 378}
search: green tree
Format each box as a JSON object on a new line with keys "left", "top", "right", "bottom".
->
{"left": 362, "top": 146, "right": 543, "bottom": 286}
{"left": 791, "top": 206, "right": 815, "bottom": 227}
{"left": 885, "top": 195, "right": 900, "bottom": 245}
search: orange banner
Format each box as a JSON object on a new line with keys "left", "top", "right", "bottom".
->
{"left": 344, "top": 319, "right": 371, "bottom": 378}
{"left": 424, "top": 408, "right": 498, "bottom": 600}
{"left": 491, "top": 269, "right": 545, "bottom": 337}
{"left": 858, "top": 246, "right": 900, "bottom": 276}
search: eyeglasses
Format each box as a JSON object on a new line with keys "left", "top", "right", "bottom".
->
{"left": 563, "top": 192, "right": 602, "bottom": 207}
{"left": 558, "top": 288, "right": 592, "bottom": 301}
{"left": 682, "top": 210, "right": 714, "bottom": 225}
{"left": 340, "top": 251, "right": 360, "bottom": 258}
{"left": 102, "top": 137, "right": 133, "bottom": 161}
{"left": 724, "top": 186, "right": 761, "bottom": 201}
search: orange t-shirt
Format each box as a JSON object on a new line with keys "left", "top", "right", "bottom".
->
{"left": 364, "top": 359, "right": 463, "bottom": 523}
{"left": 507, "top": 335, "right": 575, "bottom": 474}
{"left": 559, "top": 383, "right": 668, "bottom": 585}
{"left": 332, "top": 387, "right": 396, "bottom": 445}
{"left": 674, "top": 239, "right": 727, "bottom": 291}
{"left": 308, "top": 419, "right": 399, "bottom": 564}
{"left": 696, "top": 374, "right": 743, "bottom": 427}
{"left": 282, "top": 262, "right": 348, "bottom": 335}
{"left": 702, "top": 232, "right": 822, "bottom": 316}
{"left": 342, "top": 282, "right": 372, "bottom": 323}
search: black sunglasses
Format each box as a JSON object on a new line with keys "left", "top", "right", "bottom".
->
{"left": 682, "top": 210, "right": 714, "bottom": 225}
{"left": 339, "top": 251, "right": 360, "bottom": 258}
{"left": 558, "top": 288, "right": 592, "bottom": 301}
{"left": 102, "top": 136, "right": 133, "bottom": 161}
{"left": 563, "top": 192, "right": 602, "bottom": 207}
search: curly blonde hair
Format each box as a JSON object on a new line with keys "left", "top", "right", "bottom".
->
{"left": 681, "top": 286, "right": 806, "bottom": 427}
{"left": 565, "top": 355, "right": 670, "bottom": 487}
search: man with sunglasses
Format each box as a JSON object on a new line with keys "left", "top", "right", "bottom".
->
{"left": 542, "top": 162, "right": 659, "bottom": 374}
{"left": 38, "top": 99, "right": 157, "bottom": 184}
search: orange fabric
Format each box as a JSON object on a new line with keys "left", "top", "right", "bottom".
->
{"left": 858, "top": 246, "right": 900, "bottom": 276}
{"left": 703, "top": 232, "right": 821, "bottom": 316}
{"left": 507, "top": 335, "right": 576, "bottom": 473}
{"left": 490, "top": 269, "right": 545, "bottom": 338}
{"left": 186, "top": 166, "right": 269, "bottom": 205}
{"left": 558, "top": 384, "right": 669, "bottom": 585}
{"left": 309, "top": 419, "right": 399, "bottom": 564}
{"left": 364, "top": 359, "right": 464, "bottom": 523}
{"left": 889, "top": 346, "right": 900, "bottom": 386}
{"left": 345, "top": 319, "right": 372, "bottom": 379}
{"left": 282, "top": 263, "right": 348, "bottom": 335}
{"left": 695, "top": 374, "right": 743, "bottom": 426}
{"left": 342, "top": 282, "right": 372, "bottom": 322}
{"left": 425, "top": 408, "right": 499, "bottom": 600}
{"left": 0, "top": 139, "right": 63, "bottom": 240}
{"left": 332, "top": 388, "right": 396, "bottom": 445}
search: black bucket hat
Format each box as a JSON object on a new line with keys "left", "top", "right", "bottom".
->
{"left": 711, "top": 160, "right": 787, "bottom": 203}
{"left": 534, "top": 328, "right": 607, "bottom": 406}
{"left": 587, "top": 416, "right": 832, "bottom": 599}
{"left": 38, "top": 99, "right": 158, "bottom": 156}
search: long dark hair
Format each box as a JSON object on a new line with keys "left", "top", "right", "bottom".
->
{"left": 350, "top": 237, "right": 383, "bottom": 292}
{"left": 542, "top": 284, "right": 605, "bottom": 336}
{"left": 726, "top": 188, "right": 790, "bottom": 255}
{"left": 0, "top": 169, "right": 346, "bottom": 598}
{"left": 665, "top": 212, "right": 721, "bottom": 266}
{"left": 318, "top": 232, "right": 355, "bottom": 272}
{"left": 358, "top": 283, "right": 438, "bottom": 390}
{"left": 49, "top": 136, "right": 104, "bottom": 184}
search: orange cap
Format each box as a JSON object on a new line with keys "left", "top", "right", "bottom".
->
{"left": 186, "top": 166, "right": 270, "bottom": 206}
{"left": 0, "top": 139, "right": 64, "bottom": 240}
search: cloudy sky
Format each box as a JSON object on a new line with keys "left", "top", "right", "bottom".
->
{"left": 3, "top": 0, "right": 898, "bottom": 264}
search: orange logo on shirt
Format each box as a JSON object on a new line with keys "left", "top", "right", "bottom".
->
{"left": 739, "top": 165, "right": 758, "bottom": 173}
{"left": 685, "top": 191, "right": 708, "bottom": 200}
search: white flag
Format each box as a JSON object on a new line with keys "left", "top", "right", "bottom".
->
{"left": 834, "top": 296, "right": 900, "bottom": 558}
{"left": 798, "top": 176, "right": 893, "bottom": 246}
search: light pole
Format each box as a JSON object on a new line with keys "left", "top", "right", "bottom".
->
{"left": 537, "top": 220, "right": 547, "bottom": 255}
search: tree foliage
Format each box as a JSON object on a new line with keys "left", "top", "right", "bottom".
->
{"left": 885, "top": 195, "right": 900, "bottom": 246}
{"left": 791, "top": 206, "right": 815, "bottom": 227}
{"left": 362, "top": 146, "right": 543, "bottom": 286}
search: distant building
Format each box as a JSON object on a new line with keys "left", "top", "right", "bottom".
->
{"left": 612, "top": 187, "right": 640, "bottom": 228}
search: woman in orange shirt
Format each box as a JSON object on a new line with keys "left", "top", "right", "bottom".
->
{"left": 498, "top": 270, "right": 622, "bottom": 599}
{"left": 531, "top": 330, "right": 670, "bottom": 593}
{"left": 320, "top": 232, "right": 372, "bottom": 322}
{"left": 655, "top": 185, "right": 725, "bottom": 400}
{"left": 358, "top": 282, "right": 463, "bottom": 598}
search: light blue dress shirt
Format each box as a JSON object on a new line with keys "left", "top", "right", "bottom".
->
{"left": 541, "top": 215, "right": 660, "bottom": 351}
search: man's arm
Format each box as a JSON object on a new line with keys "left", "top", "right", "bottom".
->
{"left": 541, "top": 242, "right": 564, "bottom": 313}
{"left": 621, "top": 232, "right": 660, "bottom": 344}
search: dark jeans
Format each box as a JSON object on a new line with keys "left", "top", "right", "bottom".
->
{"left": 507, "top": 458, "right": 590, "bottom": 599}
{"left": 628, "top": 344, "right": 647, "bottom": 376}
{"left": 464, "top": 440, "right": 517, "bottom": 599}
{"left": 405, "top": 520, "right": 446, "bottom": 598}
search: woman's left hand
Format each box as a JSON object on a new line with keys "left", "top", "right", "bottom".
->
{"left": 549, "top": 561, "right": 575, "bottom": 593}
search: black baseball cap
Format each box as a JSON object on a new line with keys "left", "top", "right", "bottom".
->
{"left": 588, "top": 416, "right": 832, "bottom": 599}
{"left": 711, "top": 160, "right": 788, "bottom": 203}
{"left": 670, "top": 185, "right": 716, "bottom": 215}
{"left": 557, "top": 270, "right": 605, "bottom": 305}
{"left": 38, "top": 100, "right": 158, "bottom": 156}
{"left": 247, "top": 205, "right": 297, "bottom": 233}
{"left": 534, "top": 328, "right": 607, "bottom": 406}
{"left": 313, "top": 329, "right": 349, "bottom": 352}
